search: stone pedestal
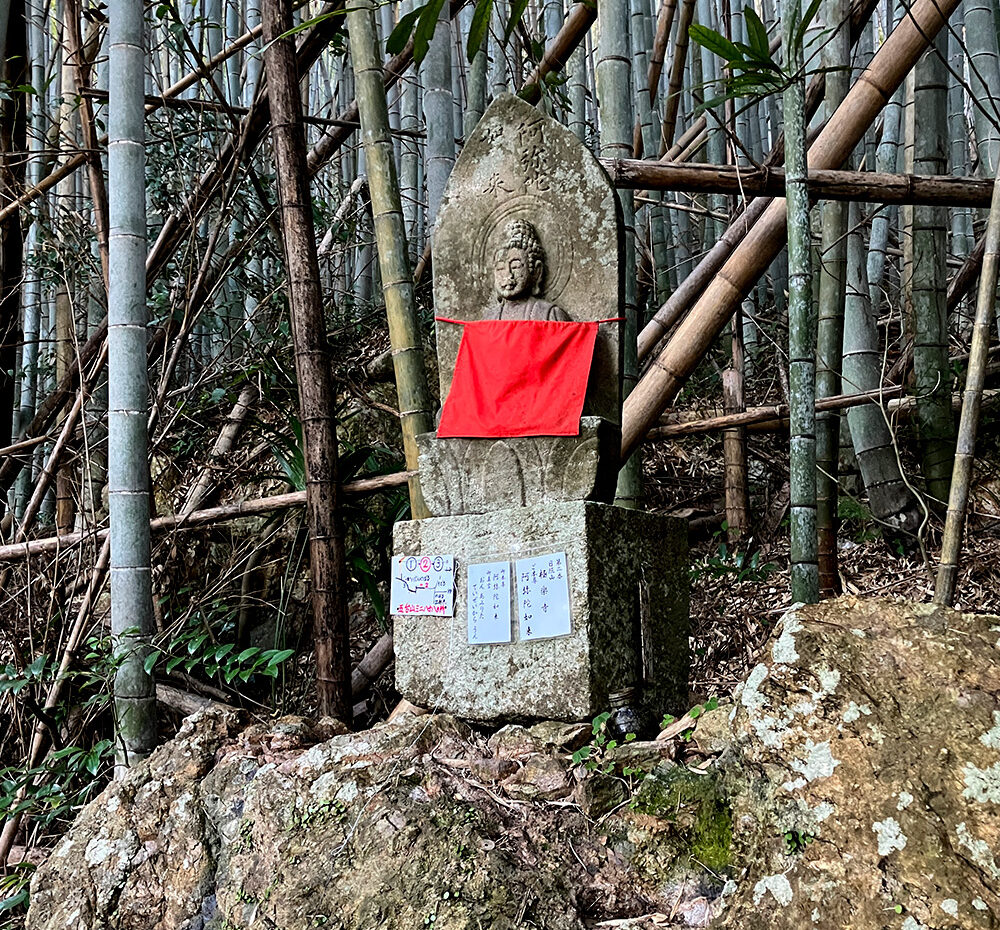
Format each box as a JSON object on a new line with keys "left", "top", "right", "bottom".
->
{"left": 393, "top": 501, "right": 689, "bottom": 723}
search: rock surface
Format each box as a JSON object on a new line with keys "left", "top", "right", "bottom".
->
{"left": 722, "top": 598, "right": 1000, "bottom": 929}
{"left": 27, "top": 598, "right": 1000, "bottom": 930}
{"left": 27, "top": 711, "right": 717, "bottom": 930}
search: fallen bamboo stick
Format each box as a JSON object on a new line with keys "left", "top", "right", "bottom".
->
{"left": 647, "top": 386, "right": 905, "bottom": 438}
{"left": 0, "top": 470, "right": 414, "bottom": 562}
{"left": 648, "top": 388, "right": 999, "bottom": 440}
{"left": 351, "top": 632, "right": 394, "bottom": 696}
{"left": 605, "top": 160, "right": 996, "bottom": 207}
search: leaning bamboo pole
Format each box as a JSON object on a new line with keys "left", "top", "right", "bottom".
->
{"left": 347, "top": 0, "right": 434, "bottom": 519}
{"left": 621, "top": 0, "right": 963, "bottom": 460}
{"left": 933, "top": 173, "right": 1000, "bottom": 606}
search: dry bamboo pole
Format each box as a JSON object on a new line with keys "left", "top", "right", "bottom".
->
{"left": 659, "top": 0, "right": 695, "bottom": 154}
{"left": 933, "top": 175, "right": 1000, "bottom": 605}
{"left": 605, "top": 160, "right": 997, "bottom": 205}
{"left": 722, "top": 368, "right": 749, "bottom": 542}
{"left": 0, "top": 471, "right": 414, "bottom": 562}
{"left": 648, "top": 0, "right": 678, "bottom": 103}
{"left": 621, "top": 0, "right": 963, "bottom": 461}
{"left": 180, "top": 384, "right": 258, "bottom": 515}
{"left": 519, "top": 2, "right": 597, "bottom": 105}
{"left": 347, "top": 0, "right": 434, "bottom": 519}
{"left": 63, "top": 0, "right": 110, "bottom": 289}
{"left": 263, "top": 0, "right": 350, "bottom": 720}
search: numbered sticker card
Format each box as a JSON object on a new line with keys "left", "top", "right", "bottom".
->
{"left": 390, "top": 555, "right": 456, "bottom": 616}
{"left": 467, "top": 561, "right": 512, "bottom": 644}
{"left": 516, "top": 552, "right": 571, "bottom": 641}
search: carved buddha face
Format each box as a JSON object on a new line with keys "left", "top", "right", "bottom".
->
{"left": 493, "top": 220, "right": 545, "bottom": 300}
{"left": 494, "top": 247, "right": 534, "bottom": 299}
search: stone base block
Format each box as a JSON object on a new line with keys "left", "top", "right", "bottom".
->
{"left": 416, "top": 417, "right": 620, "bottom": 516}
{"left": 393, "top": 501, "right": 689, "bottom": 724}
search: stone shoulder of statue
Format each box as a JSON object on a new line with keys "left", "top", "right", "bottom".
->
{"left": 483, "top": 219, "right": 571, "bottom": 323}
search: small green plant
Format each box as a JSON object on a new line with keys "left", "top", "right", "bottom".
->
{"left": 144, "top": 607, "right": 294, "bottom": 686}
{"left": 693, "top": 540, "right": 777, "bottom": 583}
{"left": 571, "top": 711, "right": 638, "bottom": 775}
{"left": 661, "top": 696, "right": 721, "bottom": 741}
{"left": 784, "top": 829, "right": 814, "bottom": 854}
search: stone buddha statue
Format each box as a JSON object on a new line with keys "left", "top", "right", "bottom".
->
{"left": 484, "top": 219, "right": 570, "bottom": 322}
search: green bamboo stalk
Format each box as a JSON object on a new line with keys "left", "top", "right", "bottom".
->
{"left": 464, "top": 19, "right": 488, "bottom": 138}
{"left": 964, "top": 0, "right": 1000, "bottom": 176}
{"left": 108, "top": 0, "right": 157, "bottom": 769}
{"left": 784, "top": 0, "right": 818, "bottom": 604}
{"left": 347, "top": 0, "right": 434, "bottom": 520}
{"left": 933, "top": 169, "right": 1000, "bottom": 605}
{"left": 910, "top": 32, "right": 954, "bottom": 504}
{"left": 423, "top": 1, "right": 455, "bottom": 224}
{"left": 815, "top": 0, "right": 849, "bottom": 595}
{"left": 597, "top": 0, "right": 639, "bottom": 508}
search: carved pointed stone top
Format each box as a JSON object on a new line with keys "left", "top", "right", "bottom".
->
{"left": 432, "top": 94, "right": 624, "bottom": 425}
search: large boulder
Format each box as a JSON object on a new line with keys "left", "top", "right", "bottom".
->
{"left": 26, "top": 597, "right": 1000, "bottom": 930}
{"left": 722, "top": 597, "right": 1000, "bottom": 929}
{"left": 27, "top": 711, "right": 720, "bottom": 929}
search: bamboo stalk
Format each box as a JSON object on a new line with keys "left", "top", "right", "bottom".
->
{"left": 264, "top": 0, "right": 351, "bottom": 720}
{"left": 109, "top": 0, "right": 157, "bottom": 771}
{"left": 347, "top": 0, "right": 434, "bottom": 519}
{"left": 933, "top": 173, "right": 1000, "bottom": 605}
{"left": 815, "top": 0, "right": 851, "bottom": 596}
{"left": 622, "top": 0, "right": 964, "bottom": 462}
{"left": 659, "top": 0, "right": 695, "bottom": 154}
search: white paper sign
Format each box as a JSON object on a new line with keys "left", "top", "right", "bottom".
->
{"left": 390, "top": 554, "right": 455, "bottom": 616}
{"left": 467, "top": 561, "right": 512, "bottom": 644}
{"left": 516, "top": 552, "right": 571, "bottom": 641}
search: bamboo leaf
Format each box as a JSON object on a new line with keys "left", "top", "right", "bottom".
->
{"left": 467, "top": 0, "right": 493, "bottom": 62}
{"left": 689, "top": 23, "right": 741, "bottom": 64}
{"left": 386, "top": 6, "right": 422, "bottom": 57}
{"left": 413, "top": 0, "right": 448, "bottom": 63}
{"left": 794, "top": 0, "right": 823, "bottom": 51}
{"left": 504, "top": 0, "right": 530, "bottom": 45}
{"left": 744, "top": 6, "right": 770, "bottom": 60}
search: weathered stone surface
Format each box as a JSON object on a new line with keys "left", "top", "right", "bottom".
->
{"left": 393, "top": 500, "right": 689, "bottom": 723}
{"left": 432, "top": 94, "right": 623, "bottom": 424}
{"left": 28, "top": 598, "right": 1000, "bottom": 930}
{"left": 416, "top": 417, "right": 620, "bottom": 516}
{"left": 28, "top": 710, "right": 722, "bottom": 930}
{"left": 722, "top": 598, "right": 1000, "bottom": 929}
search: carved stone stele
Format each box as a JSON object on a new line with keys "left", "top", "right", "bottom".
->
{"left": 432, "top": 93, "right": 624, "bottom": 424}
{"left": 422, "top": 95, "right": 625, "bottom": 516}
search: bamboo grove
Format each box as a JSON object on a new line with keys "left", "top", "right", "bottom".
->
{"left": 0, "top": 0, "right": 1000, "bottom": 908}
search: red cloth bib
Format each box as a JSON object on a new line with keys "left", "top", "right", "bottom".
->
{"left": 437, "top": 319, "right": 599, "bottom": 438}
